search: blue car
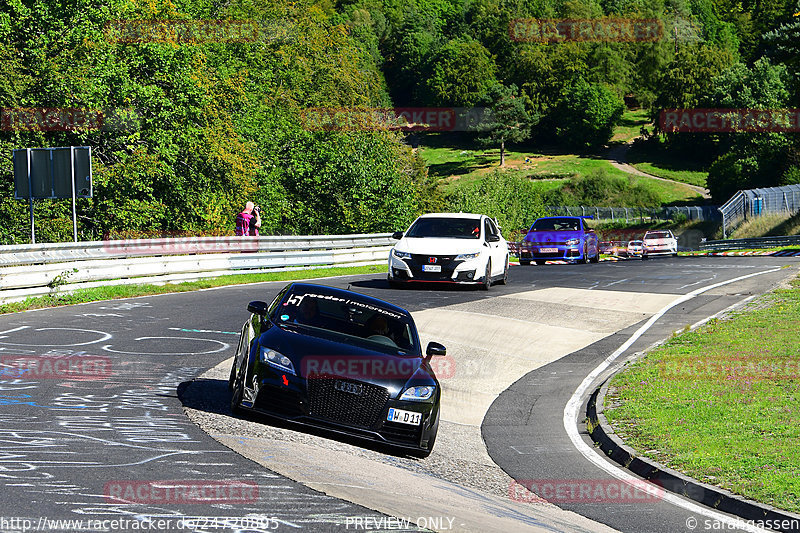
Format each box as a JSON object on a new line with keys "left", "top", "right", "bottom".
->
{"left": 519, "top": 216, "right": 600, "bottom": 265}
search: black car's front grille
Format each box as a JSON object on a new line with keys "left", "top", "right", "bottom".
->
{"left": 380, "top": 421, "right": 422, "bottom": 445}
{"left": 307, "top": 377, "right": 389, "bottom": 428}
{"left": 254, "top": 385, "right": 304, "bottom": 417}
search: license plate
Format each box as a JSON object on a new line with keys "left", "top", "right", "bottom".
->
{"left": 422, "top": 265, "right": 441, "bottom": 272}
{"left": 387, "top": 408, "right": 422, "bottom": 426}
{"left": 334, "top": 380, "right": 362, "bottom": 395}
{"left": 538, "top": 247, "right": 558, "bottom": 253}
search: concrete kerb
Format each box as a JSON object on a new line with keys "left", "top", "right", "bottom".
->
{"left": 587, "top": 381, "right": 800, "bottom": 531}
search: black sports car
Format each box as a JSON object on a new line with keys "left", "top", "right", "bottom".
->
{"left": 229, "top": 282, "right": 445, "bottom": 457}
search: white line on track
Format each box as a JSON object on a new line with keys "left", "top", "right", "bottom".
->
{"left": 563, "top": 268, "right": 782, "bottom": 533}
{"left": 676, "top": 277, "right": 716, "bottom": 290}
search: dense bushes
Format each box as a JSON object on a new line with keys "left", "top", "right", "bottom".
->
{"left": 544, "top": 169, "right": 661, "bottom": 208}
{"left": 445, "top": 173, "right": 548, "bottom": 237}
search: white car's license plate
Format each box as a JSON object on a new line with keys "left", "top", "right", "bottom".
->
{"left": 538, "top": 247, "right": 558, "bottom": 253}
{"left": 422, "top": 265, "right": 441, "bottom": 272}
{"left": 387, "top": 408, "right": 422, "bottom": 426}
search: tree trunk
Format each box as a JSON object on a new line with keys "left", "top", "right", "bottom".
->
{"left": 500, "top": 139, "right": 505, "bottom": 167}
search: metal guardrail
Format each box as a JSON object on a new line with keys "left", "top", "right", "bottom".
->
{"left": 0, "top": 234, "right": 394, "bottom": 303}
{"left": 700, "top": 235, "right": 800, "bottom": 251}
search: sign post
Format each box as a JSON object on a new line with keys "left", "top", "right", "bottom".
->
{"left": 27, "top": 148, "right": 34, "bottom": 244}
{"left": 12, "top": 146, "right": 92, "bottom": 243}
{"left": 71, "top": 147, "right": 77, "bottom": 242}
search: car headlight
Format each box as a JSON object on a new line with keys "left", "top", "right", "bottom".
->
{"left": 565, "top": 238, "right": 580, "bottom": 246}
{"left": 392, "top": 249, "right": 412, "bottom": 260}
{"left": 400, "top": 385, "right": 436, "bottom": 401}
{"left": 260, "top": 347, "right": 295, "bottom": 375}
{"left": 455, "top": 252, "right": 480, "bottom": 261}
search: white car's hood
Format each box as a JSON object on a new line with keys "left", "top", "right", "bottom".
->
{"left": 395, "top": 237, "right": 484, "bottom": 256}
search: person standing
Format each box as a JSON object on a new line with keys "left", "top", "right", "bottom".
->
{"left": 235, "top": 201, "right": 261, "bottom": 236}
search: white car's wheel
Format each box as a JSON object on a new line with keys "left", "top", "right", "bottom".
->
{"left": 481, "top": 260, "right": 491, "bottom": 291}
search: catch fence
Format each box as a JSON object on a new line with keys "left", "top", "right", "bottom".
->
{"left": 719, "top": 184, "right": 800, "bottom": 238}
{"left": 548, "top": 205, "right": 719, "bottom": 223}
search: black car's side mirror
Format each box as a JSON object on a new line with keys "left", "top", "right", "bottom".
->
{"left": 425, "top": 341, "right": 447, "bottom": 358}
{"left": 391, "top": 231, "right": 404, "bottom": 240}
{"left": 486, "top": 234, "right": 501, "bottom": 242}
{"left": 247, "top": 301, "right": 269, "bottom": 315}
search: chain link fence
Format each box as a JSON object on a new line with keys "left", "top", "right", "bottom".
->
{"left": 719, "top": 184, "right": 800, "bottom": 238}
{"left": 547, "top": 205, "right": 720, "bottom": 223}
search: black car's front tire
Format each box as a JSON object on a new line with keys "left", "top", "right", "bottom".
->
{"left": 230, "top": 364, "right": 245, "bottom": 415}
{"left": 228, "top": 360, "right": 237, "bottom": 391}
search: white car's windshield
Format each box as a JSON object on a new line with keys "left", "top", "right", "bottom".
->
{"left": 405, "top": 217, "right": 480, "bottom": 239}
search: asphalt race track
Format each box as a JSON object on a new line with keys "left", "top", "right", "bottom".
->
{"left": 0, "top": 255, "right": 797, "bottom": 533}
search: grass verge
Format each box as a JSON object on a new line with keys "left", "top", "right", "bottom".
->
{"left": 419, "top": 145, "right": 704, "bottom": 205}
{"left": 729, "top": 212, "right": 800, "bottom": 239}
{"left": 604, "top": 272, "right": 800, "bottom": 513}
{"left": 610, "top": 109, "right": 650, "bottom": 143}
{"left": 627, "top": 140, "right": 709, "bottom": 188}
{"left": 0, "top": 264, "right": 387, "bottom": 315}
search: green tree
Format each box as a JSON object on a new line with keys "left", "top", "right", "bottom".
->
{"left": 477, "top": 84, "right": 536, "bottom": 166}
{"left": 702, "top": 58, "right": 793, "bottom": 201}
{"left": 555, "top": 79, "right": 624, "bottom": 150}
{"left": 425, "top": 38, "right": 498, "bottom": 106}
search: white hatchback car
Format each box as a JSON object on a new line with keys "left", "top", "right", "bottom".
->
{"left": 642, "top": 230, "right": 678, "bottom": 259}
{"left": 627, "top": 240, "right": 643, "bottom": 258}
{"left": 388, "top": 213, "right": 509, "bottom": 290}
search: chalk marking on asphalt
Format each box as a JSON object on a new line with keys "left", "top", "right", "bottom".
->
{"left": 564, "top": 267, "right": 781, "bottom": 533}
{"left": 0, "top": 327, "right": 112, "bottom": 346}
{"left": 102, "top": 336, "right": 229, "bottom": 355}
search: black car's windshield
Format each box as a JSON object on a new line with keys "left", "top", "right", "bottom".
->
{"left": 530, "top": 218, "right": 580, "bottom": 231}
{"left": 273, "top": 287, "right": 417, "bottom": 353}
{"left": 405, "top": 217, "right": 480, "bottom": 239}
